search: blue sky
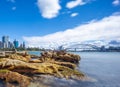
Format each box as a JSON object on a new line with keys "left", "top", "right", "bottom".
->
{"left": 0, "top": 0, "right": 120, "bottom": 47}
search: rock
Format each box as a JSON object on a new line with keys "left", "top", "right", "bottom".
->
{"left": 0, "top": 69, "right": 31, "bottom": 87}
{"left": 29, "top": 59, "right": 42, "bottom": 63}
{"left": 0, "top": 58, "right": 84, "bottom": 79}
{"left": 41, "top": 51, "right": 53, "bottom": 58}
{"left": 0, "top": 51, "right": 84, "bottom": 87}
{"left": 40, "top": 51, "right": 81, "bottom": 64}
{"left": 0, "top": 58, "right": 37, "bottom": 72}
{"left": 49, "top": 61, "right": 76, "bottom": 69}
{"left": 32, "top": 63, "right": 84, "bottom": 79}
{"left": 0, "top": 52, "right": 5, "bottom": 58}
{"left": 30, "top": 54, "right": 40, "bottom": 58}
{"left": 8, "top": 53, "right": 31, "bottom": 62}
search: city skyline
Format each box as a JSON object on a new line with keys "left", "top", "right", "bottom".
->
{"left": 0, "top": 36, "right": 25, "bottom": 49}
{"left": 0, "top": 0, "right": 120, "bottom": 48}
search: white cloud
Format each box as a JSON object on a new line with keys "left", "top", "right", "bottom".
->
{"left": 66, "top": 0, "right": 86, "bottom": 9}
{"left": 7, "top": 0, "right": 16, "bottom": 11}
{"left": 113, "top": 12, "right": 120, "bottom": 16}
{"left": 23, "top": 13, "right": 120, "bottom": 48}
{"left": 37, "top": 0, "right": 61, "bottom": 19}
{"left": 12, "top": 6, "right": 16, "bottom": 10}
{"left": 7, "top": 0, "right": 15, "bottom": 3}
{"left": 71, "top": 13, "right": 79, "bottom": 17}
{"left": 112, "top": 0, "right": 120, "bottom": 6}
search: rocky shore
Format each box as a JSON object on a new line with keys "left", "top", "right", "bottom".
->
{"left": 0, "top": 50, "right": 85, "bottom": 87}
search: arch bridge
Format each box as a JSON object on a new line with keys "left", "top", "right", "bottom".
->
{"left": 63, "top": 44, "right": 101, "bottom": 52}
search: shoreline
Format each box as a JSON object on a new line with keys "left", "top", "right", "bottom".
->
{"left": 0, "top": 50, "right": 85, "bottom": 87}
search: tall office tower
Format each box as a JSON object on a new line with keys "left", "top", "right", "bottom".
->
{"left": 13, "top": 39, "right": 19, "bottom": 48}
{"left": 0, "top": 41, "right": 2, "bottom": 48}
{"left": 2, "top": 36, "right": 9, "bottom": 48}
{"left": 8, "top": 41, "right": 14, "bottom": 48}
{"left": 19, "top": 42, "right": 25, "bottom": 49}
{"left": 23, "top": 42, "right": 25, "bottom": 48}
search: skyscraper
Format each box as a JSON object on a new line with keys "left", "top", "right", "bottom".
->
{"left": 19, "top": 42, "right": 26, "bottom": 49}
{"left": 2, "top": 36, "right": 9, "bottom": 48}
{"left": 0, "top": 41, "right": 2, "bottom": 48}
{"left": 23, "top": 42, "right": 25, "bottom": 48}
{"left": 13, "top": 39, "right": 19, "bottom": 48}
{"left": 8, "top": 41, "right": 14, "bottom": 48}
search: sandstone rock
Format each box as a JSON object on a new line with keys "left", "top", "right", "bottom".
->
{"left": 49, "top": 61, "right": 76, "bottom": 69}
{"left": 0, "top": 69, "right": 31, "bottom": 87}
{"left": 0, "top": 58, "right": 84, "bottom": 79}
{"left": 29, "top": 59, "right": 42, "bottom": 63}
{"left": 40, "top": 51, "right": 81, "bottom": 64}
{"left": 8, "top": 53, "right": 31, "bottom": 62}
{"left": 0, "top": 58, "right": 37, "bottom": 72}
{"left": 0, "top": 51, "right": 84, "bottom": 87}
{"left": 30, "top": 54, "right": 40, "bottom": 58}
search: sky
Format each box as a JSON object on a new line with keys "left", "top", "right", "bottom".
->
{"left": 0, "top": 0, "right": 120, "bottom": 47}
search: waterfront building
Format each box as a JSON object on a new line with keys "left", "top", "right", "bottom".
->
{"left": 13, "top": 39, "right": 19, "bottom": 48}
{"left": 0, "top": 41, "right": 2, "bottom": 48}
{"left": 23, "top": 42, "right": 25, "bottom": 48}
{"left": 2, "top": 36, "right": 9, "bottom": 48}
{"left": 8, "top": 41, "right": 14, "bottom": 48}
{"left": 19, "top": 42, "right": 26, "bottom": 49}
{"left": 20, "top": 44, "right": 23, "bottom": 48}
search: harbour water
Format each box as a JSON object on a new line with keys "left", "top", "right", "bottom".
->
{"left": 28, "top": 51, "right": 120, "bottom": 87}
{"left": 74, "top": 52, "right": 120, "bottom": 87}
